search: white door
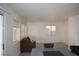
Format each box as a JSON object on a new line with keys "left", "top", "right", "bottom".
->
{"left": 0, "top": 14, "right": 3, "bottom": 56}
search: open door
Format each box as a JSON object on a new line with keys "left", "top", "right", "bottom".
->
{"left": 0, "top": 14, "right": 4, "bottom": 56}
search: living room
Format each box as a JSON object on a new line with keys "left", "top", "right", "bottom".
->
{"left": 0, "top": 3, "right": 79, "bottom": 56}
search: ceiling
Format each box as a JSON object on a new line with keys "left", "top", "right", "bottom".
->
{"left": 5, "top": 3, "right": 79, "bottom": 22}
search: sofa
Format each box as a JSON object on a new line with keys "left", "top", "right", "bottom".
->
{"left": 70, "top": 46, "right": 79, "bottom": 55}
{"left": 20, "top": 37, "right": 36, "bottom": 53}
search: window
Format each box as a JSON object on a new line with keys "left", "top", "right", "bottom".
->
{"left": 13, "top": 27, "right": 20, "bottom": 42}
{"left": 12, "top": 20, "right": 20, "bottom": 43}
{"left": 46, "top": 25, "right": 56, "bottom": 32}
{"left": 46, "top": 25, "right": 56, "bottom": 36}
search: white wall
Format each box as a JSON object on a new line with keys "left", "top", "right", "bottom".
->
{"left": 20, "top": 24, "right": 27, "bottom": 39}
{"left": 68, "top": 15, "right": 79, "bottom": 46}
{"left": 0, "top": 4, "right": 23, "bottom": 56}
{"left": 26, "top": 21, "right": 68, "bottom": 44}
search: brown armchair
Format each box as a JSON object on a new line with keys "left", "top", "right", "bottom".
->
{"left": 20, "top": 37, "right": 36, "bottom": 53}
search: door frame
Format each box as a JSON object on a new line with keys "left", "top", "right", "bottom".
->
{"left": 0, "top": 10, "right": 4, "bottom": 56}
